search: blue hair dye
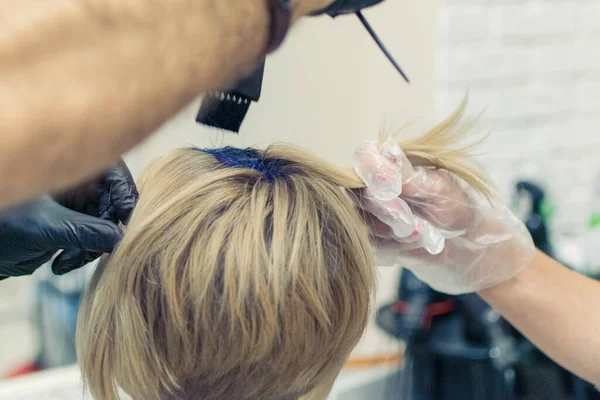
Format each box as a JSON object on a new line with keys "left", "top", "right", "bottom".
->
{"left": 200, "top": 147, "right": 290, "bottom": 182}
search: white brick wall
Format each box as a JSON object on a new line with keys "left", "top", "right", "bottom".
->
{"left": 436, "top": 0, "right": 600, "bottom": 231}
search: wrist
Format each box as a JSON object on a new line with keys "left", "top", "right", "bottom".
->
{"left": 478, "top": 250, "right": 541, "bottom": 300}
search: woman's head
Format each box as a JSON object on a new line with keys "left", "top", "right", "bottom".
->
{"left": 76, "top": 145, "right": 377, "bottom": 400}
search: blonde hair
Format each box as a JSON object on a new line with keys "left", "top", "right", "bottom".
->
{"left": 76, "top": 99, "right": 492, "bottom": 400}
{"left": 77, "top": 146, "right": 378, "bottom": 400}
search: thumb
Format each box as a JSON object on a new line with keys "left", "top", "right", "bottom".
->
{"left": 101, "top": 160, "right": 138, "bottom": 223}
{"left": 52, "top": 249, "right": 100, "bottom": 276}
{"left": 45, "top": 205, "right": 122, "bottom": 253}
{"left": 353, "top": 141, "right": 403, "bottom": 201}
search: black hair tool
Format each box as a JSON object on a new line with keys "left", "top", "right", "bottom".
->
{"left": 196, "top": 59, "right": 266, "bottom": 133}
{"left": 312, "top": 0, "right": 410, "bottom": 82}
{"left": 196, "top": 0, "right": 408, "bottom": 133}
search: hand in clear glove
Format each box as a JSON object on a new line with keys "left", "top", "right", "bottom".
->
{"left": 354, "top": 139, "right": 536, "bottom": 295}
{"left": 0, "top": 160, "right": 137, "bottom": 280}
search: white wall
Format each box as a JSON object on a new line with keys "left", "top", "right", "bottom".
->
{"left": 435, "top": 0, "right": 600, "bottom": 235}
{"left": 124, "top": 2, "right": 437, "bottom": 359}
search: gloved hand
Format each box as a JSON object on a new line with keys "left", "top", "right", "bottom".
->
{"left": 354, "top": 140, "right": 536, "bottom": 294}
{"left": 0, "top": 160, "right": 137, "bottom": 280}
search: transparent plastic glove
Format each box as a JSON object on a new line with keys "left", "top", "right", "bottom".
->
{"left": 353, "top": 139, "right": 448, "bottom": 255}
{"left": 354, "top": 139, "right": 536, "bottom": 295}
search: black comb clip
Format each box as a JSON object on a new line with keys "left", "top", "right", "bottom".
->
{"left": 196, "top": 59, "right": 266, "bottom": 133}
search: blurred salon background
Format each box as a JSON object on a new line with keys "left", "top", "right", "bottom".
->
{"left": 0, "top": 0, "right": 599, "bottom": 399}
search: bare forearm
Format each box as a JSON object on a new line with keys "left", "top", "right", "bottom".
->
{"left": 0, "top": 0, "right": 269, "bottom": 208}
{"left": 479, "top": 251, "right": 600, "bottom": 386}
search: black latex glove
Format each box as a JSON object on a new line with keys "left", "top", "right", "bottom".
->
{"left": 0, "top": 160, "right": 138, "bottom": 280}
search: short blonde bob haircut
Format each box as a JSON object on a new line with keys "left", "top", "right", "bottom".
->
{"left": 77, "top": 144, "right": 378, "bottom": 400}
{"left": 77, "top": 99, "right": 490, "bottom": 400}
